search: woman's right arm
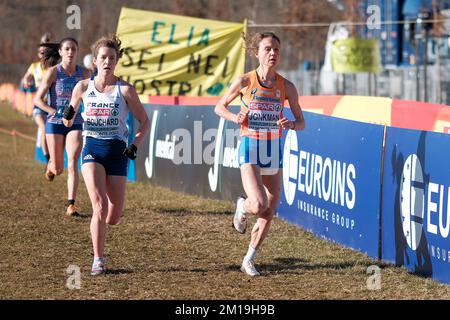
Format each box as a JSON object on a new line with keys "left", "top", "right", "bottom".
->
{"left": 33, "top": 66, "right": 57, "bottom": 114}
{"left": 214, "top": 76, "right": 248, "bottom": 124}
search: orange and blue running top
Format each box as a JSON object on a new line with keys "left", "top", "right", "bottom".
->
{"left": 239, "top": 70, "right": 286, "bottom": 140}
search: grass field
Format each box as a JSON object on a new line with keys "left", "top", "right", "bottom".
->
{"left": 1, "top": 102, "right": 450, "bottom": 300}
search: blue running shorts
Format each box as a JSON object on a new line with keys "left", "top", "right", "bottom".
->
{"left": 45, "top": 121, "right": 82, "bottom": 136}
{"left": 238, "top": 136, "right": 282, "bottom": 175}
{"left": 81, "top": 137, "right": 128, "bottom": 176}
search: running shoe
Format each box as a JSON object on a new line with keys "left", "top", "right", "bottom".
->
{"left": 233, "top": 196, "right": 247, "bottom": 234}
{"left": 240, "top": 259, "right": 260, "bottom": 277}
{"left": 66, "top": 204, "right": 79, "bottom": 217}
{"left": 91, "top": 257, "right": 105, "bottom": 276}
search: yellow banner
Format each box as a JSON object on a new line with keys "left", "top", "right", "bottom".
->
{"left": 115, "top": 7, "right": 246, "bottom": 97}
{"left": 331, "top": 38, "right": 380, "bottom": 73}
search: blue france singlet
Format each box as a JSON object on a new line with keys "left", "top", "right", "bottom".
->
{"left": 47, "top": 64, "right": 84, "bottom": 125}
{"left": 82, "top": 78, "right": 129, "bottom": 142}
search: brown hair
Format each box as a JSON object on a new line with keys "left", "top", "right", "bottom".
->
{"left": 91, "top": 34, "right": 124, "bottom": 60}
{"left": 39, "top": 42, "right": 61, "bottom": 69}
{"left": 59, "top": 37, "right": 79, "bottom": 49}
{"left": 241, "top": 32, "right": 281, "bottom": 55}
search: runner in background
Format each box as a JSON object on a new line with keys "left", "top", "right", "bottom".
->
{"left": 21, "top": 41, "right": 60, "bottom": 164}
{"left": 63, "top": 34, "right": 150, "bottom": 275}
{"left": 33, "top": 37, "right": 90, "bottom": 217}
{"left": 215, "top": 32, "right": 305, "bottom": 276}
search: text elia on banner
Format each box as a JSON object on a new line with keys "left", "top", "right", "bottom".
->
{"left": 116, "top": 7, "right": 246, "bottom": 97}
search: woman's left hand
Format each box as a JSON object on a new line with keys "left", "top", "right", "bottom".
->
{"left": 277, "top": 117, "right": 294, "bottom": 130}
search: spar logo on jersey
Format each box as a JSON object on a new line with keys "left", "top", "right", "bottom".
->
{"left": 86, "top": 108, "right": 119, "bottom": 117}
{"left": 274, "top": 103, "right": 282, "bottom": 112}
{"left": 249, "top": 102, "right": 276, "bottom": 111}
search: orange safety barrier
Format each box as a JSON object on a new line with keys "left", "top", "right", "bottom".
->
{"left": 0, "top": 83, "right": 16, "bottom": 102}
{"left": 2, "top": 82, "right": 450, "bottom": 132}
{"left": 0, "top": 83, "right": 36, "bottom": 117}
{"left": 15, "top": 89, "right": 26, "bottom": 114}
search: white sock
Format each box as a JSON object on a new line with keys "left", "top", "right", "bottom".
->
{"left": 244, "top": 245, "right": 257, "bottom": 262}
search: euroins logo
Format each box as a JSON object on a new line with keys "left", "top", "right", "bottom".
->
{"left": 400, "top": 154, "right": 424, "bottom": 251}
{"left": 400, "top": 154, "right": 450, "bottom": 252}
{"left": 282, "top": 130, "right": 356, "bottom": 210}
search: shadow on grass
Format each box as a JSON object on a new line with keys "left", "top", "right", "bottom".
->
{"left": 156, "top": 208, "right": 234, "bottom": 216}
{"left": 105, "top": 269, "right": 133, "bottom": 275}
{"left": 225, "top": 257, "right": 375, "bottom": 275}
{"left": 162, "top": 267, "right": 210, "bottom": 273}
{"left": 71, "top": 213, "right": 91, "bottom": 219}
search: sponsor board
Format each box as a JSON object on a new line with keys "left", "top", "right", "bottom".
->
{"left": 278, "top": 110, "right": 384, "bottom": 258}
{"left": 382, "top": 127, "right": 450, "bottom": 284}
{"left": 135, "top": 104, "right": 244, "bottom": 200}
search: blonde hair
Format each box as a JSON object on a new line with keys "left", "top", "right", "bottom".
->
{"left": 241, "top": 32, "right": 281, "bottom": 55}
{"left": 92, "top": 34, "right": 124, "bottom": 60}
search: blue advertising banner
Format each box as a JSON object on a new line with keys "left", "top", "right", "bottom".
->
{"left": 135, "top": 104, "right": 244, "bottom": 201}
{"left": 382, "top": 127, "right": 450, "bottom": 284}
{"left": 278, "top": 111, "right": 384, "bottom": 258}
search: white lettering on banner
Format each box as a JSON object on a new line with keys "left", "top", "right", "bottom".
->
{"left": 207, "top": 118, "right": 240, "bottom": 192}
{"left": 208, "top": 117, "right": 225, "bottom": 192}
{"left": 173, "top": 128, "right": 192, "bottom": 165}
{"left": 299, "top": 200, "right": 329, "bottom": 221}
{"left": 427, "top": 183, "right": 450, "bottom": 238}
{"left": 222, "top": 145, "right": 239, "bottom": 169}
{"left": 283, "top": 131, "right": 298, "bottom": 205}
{"left": 171, "top": 121, "right": 238, "bottom": 166}
{"left": 145, "top": 110, "right": 160, "bottom": 179}
{"left": 283, "top": 130, "right": 356, "bottom": 210}
{"left": 428, "top": 243, "right": 450, "bottom": 263}
{"left": 297, "top": 200, "right": 355, "bottom": 230}
{"left": 144, "top": 112, "right": 241, "bottom": 188}
{"left": 400, "top": 154, "right": 450, "bottom": 256}
{"left": 155, "top": 134, "right": 176, "bottom": 160}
